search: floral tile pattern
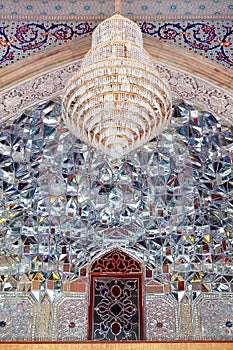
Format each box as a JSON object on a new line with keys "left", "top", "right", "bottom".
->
{"left": 0, "top": 19, "right": 232, "bottom": 68}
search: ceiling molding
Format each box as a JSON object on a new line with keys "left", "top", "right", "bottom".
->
{"left": 0, "top": 36, "right": 232, "bottom": 125}
{"left": 0, "top": 0, "right": 232, "bottom": 20}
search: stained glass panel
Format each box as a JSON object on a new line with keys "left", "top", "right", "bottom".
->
{"left": 92, "top": 278, "right": 140, "bottom": 340}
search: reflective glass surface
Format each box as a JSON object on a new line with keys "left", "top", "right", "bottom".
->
{"left": 0, "top": 99, "right": 232, "bottom": 340}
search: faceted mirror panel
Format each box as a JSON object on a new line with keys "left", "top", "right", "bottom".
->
{"left": 0, "top": 98, "right": 232, "bottom": 340}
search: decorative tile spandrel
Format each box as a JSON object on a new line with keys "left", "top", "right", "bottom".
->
{"left": 54, "top": 294, "right": 87, "bottom": 341}
{"left": 194, "top": 294, "right": 233, "bottom": 340}
{"left": 0, "top": 293, "right": 36, "bottom": 340}
{"left": 146, "top": 295, "right": 178, "bottom": 340}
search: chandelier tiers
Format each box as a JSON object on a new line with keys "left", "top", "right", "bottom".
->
{"left": 62, "top": 14, "right": 172, "bottom": 158}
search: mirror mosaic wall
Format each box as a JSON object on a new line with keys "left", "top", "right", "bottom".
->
{"left": 0, "top": 98, "right": 232, "bottom": 341}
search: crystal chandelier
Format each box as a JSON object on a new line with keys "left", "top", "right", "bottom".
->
{"left": 62, "top": 14, "right": 172, "bottom": 158}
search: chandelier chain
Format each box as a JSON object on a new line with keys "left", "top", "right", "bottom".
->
{"left": 115, "top": 0, "right": 122, "bottom": 14}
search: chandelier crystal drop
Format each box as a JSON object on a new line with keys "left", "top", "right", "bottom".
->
{"left": 62, "top": 14, "right": 172, "bottom": 158}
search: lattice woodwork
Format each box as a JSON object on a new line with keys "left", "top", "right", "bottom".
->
{"left": 91, "top": 249, "right": 142, "bottom": 273}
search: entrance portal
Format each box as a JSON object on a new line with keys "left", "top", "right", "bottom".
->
{"left": 88, "top": 249, "right": 144, "bottom": 340}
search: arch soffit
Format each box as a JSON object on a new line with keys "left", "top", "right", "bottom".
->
{"left": 0, "top": 36, "right": 232, "bottom": 125}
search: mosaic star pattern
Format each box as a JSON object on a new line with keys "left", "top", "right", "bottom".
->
{"left": 0, "top": 19, "right": 232, "bottom": 68}
{"left": 0, "top": 99, "right": 233, "bottom": 340}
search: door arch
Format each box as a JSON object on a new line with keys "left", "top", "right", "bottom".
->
{"left": 88, "top": 248, "right": 144, "bottom": 341}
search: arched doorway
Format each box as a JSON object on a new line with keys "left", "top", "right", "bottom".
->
{"left": 88, "top": 248, "right": 144, "bottom": 341}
